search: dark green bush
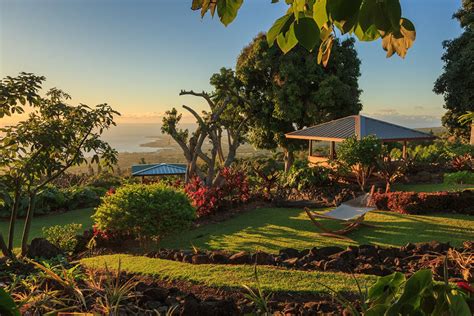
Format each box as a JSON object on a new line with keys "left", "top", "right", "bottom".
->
{"left": 93, "top": 183, "right": 195, "bottom": 241}
{"left": 283, "top": 160, "right": 333, "bottom": 190}
{"left": 0, "top": 185, "right": 107, "bottom": 218}
{"left": 85, "top": 172, "right": 122, "bottom": 189}
{"left": 444, "top": 171, "right": 474, "bottom": 184}
{"left": 66, "top": 186, "right": 107, "bottom": 210}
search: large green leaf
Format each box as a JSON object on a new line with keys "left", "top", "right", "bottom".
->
{"left": 0, "top": 289, "right": 20, "bottom": 316}
{"left": 313, "top": 0, "right": 328, "bottom": 28}
{"left": 374, "top": 1, "right": 392, "bottom": 32}
{"left": 294, "top": 17, "right": 320, "bottom": 51}
{"left": 277, "top": 22, "right": 298, "bottom": 53}
{"left": 267, "top": 13, "right": 294, "bottom": 46}
{"left": 385, "top": 0, "right": 402, "bottom": 30}
{"left": 386, "top": 269, "right": 433, "bottom": 315}
{"left": 447, "top": 292, "right": 471, "bottom": 316}
{"left": 217, "top": 0, "right": 243, "bottom": 26}
{"left": 327, "top": 0, "right": 361, "bottom": 22}
{"left": 358, "top": 0, "right": 376, "bottom": 32}
{"left": 368, "top": 272, "right": 405, "bottom": 305}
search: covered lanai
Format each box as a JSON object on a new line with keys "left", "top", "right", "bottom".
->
{"left": 285, "top": 115, "right": 435, "bottom": 164}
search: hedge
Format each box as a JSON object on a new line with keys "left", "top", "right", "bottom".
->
{"left": 373, "top": 190, "right": 474, "bottom": 215}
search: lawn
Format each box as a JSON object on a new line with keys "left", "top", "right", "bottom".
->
{"left": 393, "top": 182, "right": 474, "bottom": 192}
{"left": 81, "top": 254, "right": 377, "bottom": 294}
{"left": 0, "top": 208, "right": 94, "bottom": 248}
{"left": 160, "top": 208, "right": 474, "bottom": 253}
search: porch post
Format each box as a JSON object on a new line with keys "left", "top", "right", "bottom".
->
{"left": 309, "top": 140, "right": 313, "bottom": 156}
{"left": 330, "top": 141, "right": 336, "bottom": 159}
{"left": 402, "top": 141, "right": 407, "bottom": 160}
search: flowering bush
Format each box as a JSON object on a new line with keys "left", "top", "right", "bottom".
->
{"left": 373, "top": 190, "right": 474, "bottom": 215}
{"left": 185, "top": 167, "right": 250, "bottom": 217}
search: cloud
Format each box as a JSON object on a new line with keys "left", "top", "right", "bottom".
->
{"left": 362, "top": 109, "right": 442, "bottom": 128}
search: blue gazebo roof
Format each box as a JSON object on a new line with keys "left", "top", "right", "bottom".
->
{"left": 131, "top": 163, "right": 187, "bottom": 176}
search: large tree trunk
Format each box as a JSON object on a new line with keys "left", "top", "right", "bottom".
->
{"left": 21, "top": 193, "right": 36, "bottom": 256}
{"left": 8, "top": 186, "right": 21, "bottom": 251}
{"left": 284, "top": 148, "right": 294, "bottom": 173}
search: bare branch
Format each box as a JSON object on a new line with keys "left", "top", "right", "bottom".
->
{"left": 180, "top": 90, "right": 215, "bottom": 109}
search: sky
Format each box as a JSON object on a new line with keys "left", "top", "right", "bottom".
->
{"left": 0, "top": 0, "right": 464, "bottom": 128}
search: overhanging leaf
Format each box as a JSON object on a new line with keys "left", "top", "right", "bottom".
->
{"left": 217, "top": 0, "right": 243, "bottom": 26}
{"left": 267, "top": 14, "right": 294, "bottom": 46}
{"left": 294, "top": 17, "right": 320, "bottom": 51}
{"left": 313, "top": 0, "right": 328, "bottom": 28}
{"left": 277, "top": 22, "right": 298, "bottom": 53}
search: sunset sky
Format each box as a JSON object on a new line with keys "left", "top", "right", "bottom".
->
{"left": 0, "top": 0, "right": 463, "bottom": 127}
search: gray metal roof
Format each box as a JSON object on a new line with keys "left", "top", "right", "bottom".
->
{"left": 131, "top": 163, "right": 187, "bottom": 176}
{"left": 286, "top": 115, "right": 435, "bottom": 142}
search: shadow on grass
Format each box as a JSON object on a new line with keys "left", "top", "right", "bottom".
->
{"left": 160, "top": 208, "right": 474, "bottom": 253}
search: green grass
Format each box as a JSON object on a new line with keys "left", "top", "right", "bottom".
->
{"left": 393, "top": 182, "right": 474, "bottom": 192}
{"left": 0, "top": 208, "right": 94, "bottom": 248}
{"left": 160, "top": 208, "right": 474, "bottom": 253}
{"left": 81, "top": 254, "right": 377, "bottom": 294}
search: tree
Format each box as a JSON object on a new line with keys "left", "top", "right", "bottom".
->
{"left": 337, "top": 135, "right": 383, "bottom": 191}
{"left": 459, "top": 111, "right": 474, "bottom": 145}
{"left": 0, "top": 75, "right": 119, "bottom": 256}
{"left": 233, "top": 34, "right": 361, "bottom": 171}
{"left": 434, "top": 0, "right": 474, "bottom": 141}
{"left": 0, "top": 72, "right": 45, "bottom": 257}
{"left": 161, "top": 85, "right": 248, "bottom": 186}
{"left": 191, "top": 0, "right": 416, "bottom": 65}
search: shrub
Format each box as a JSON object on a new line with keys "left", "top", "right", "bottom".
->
{"left": 66, "top": 186, "right": 107, "bottom": 209}
{"left": 450, "top": 154, "right": 473, "bottom": 171}
{"left": 241, "top": 157, "right": 283, "bottom": 200}
{"left": 283, "top": 161, "right": 332, "bottom": 191}
{"left": 185, "top": 167, "right": 250, "bottom": 217}
{"left": 445, "top": 171, "right": 474, "bottom": 184}
{"left": 373, "top": 190, "right": 474, "bottom": 215}
{"left": 86, "top": 172, "right": 122, "bottom": 189}
{"left": 93, "top": 183, "right": 195, "bottom": 241}
{"left": 185, "top": 177, "right": 219, "bottom": 217}
{"left": 35, "top": 185, "right": 68, "bottom": 215}
{"left": 337, "top": 135, "right": 383, "bottom": 190}
{"left": 42, "top": 223, "right": 82, "bottom": 253}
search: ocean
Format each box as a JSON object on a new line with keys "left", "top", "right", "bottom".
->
{"left": 101, "top": 123, "right": 196, "bottom": 153}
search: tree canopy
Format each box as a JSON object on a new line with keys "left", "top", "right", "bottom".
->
{"left": 225, "top": 34, "right": 361, "bottom": 170}
{"left": 0, "top": 73, "right": 119, "bottom": 256}
{"left": 434, "top": 0, "right": 474, "bottom": 141}
{"left": 191, "top": 0, "right": 416, "bottom": 66}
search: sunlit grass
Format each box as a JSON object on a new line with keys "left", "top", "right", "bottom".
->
{"left": 81, "top": 254, "right": 377, "bottom": 294}
{"left": 160, "top": 208, "right": 474, "bottom": 253}
{"left": 0, "top": 208, "right": 94, "bottom": 248}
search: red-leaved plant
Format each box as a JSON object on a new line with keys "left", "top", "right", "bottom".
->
{"left": 185, "top": 167, "right": 250, "bottom": 217}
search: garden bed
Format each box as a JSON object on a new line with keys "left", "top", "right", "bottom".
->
{"left": 142, "top": 241, "right": 473, "bottom": 281}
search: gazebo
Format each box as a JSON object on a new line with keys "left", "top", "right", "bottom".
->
{"left": 285, "top": 115, "right": 435, "bottom": 164}
{"left": 131, "top": 163, "right": 187, "bottom": 182}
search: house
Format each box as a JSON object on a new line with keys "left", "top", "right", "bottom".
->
{"left": 285, "top": 115, "right": 435, "bottom": 164}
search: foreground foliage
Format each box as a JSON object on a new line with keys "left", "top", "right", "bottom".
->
{"left": 192, "top": 0, "right": 416, "bottom": 64}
